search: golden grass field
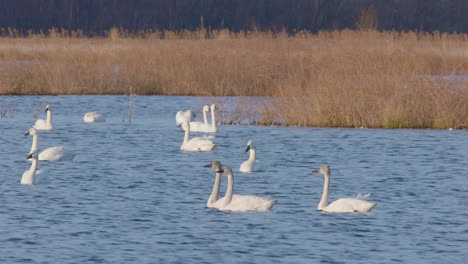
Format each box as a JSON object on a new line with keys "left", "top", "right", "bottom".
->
{"left": 0, "top": 28, "right": 467, "bottom": 128}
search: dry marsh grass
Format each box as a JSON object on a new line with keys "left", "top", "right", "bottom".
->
{"left": 0, "top": 29, "right": 466, "bottom": 129}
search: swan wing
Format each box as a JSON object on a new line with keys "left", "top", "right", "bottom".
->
{"left": 221, "top": 195, "right": 276, "bottom": 212}
{"left": 325, "top": 198, "right": 377, "bottom": 213}
{"left": 239, "top": 160, "right": 254, "bottom": 173}
{"left": 182, "top": 138, "right": 216, "bottom": 152}
{"left": 189, "top": 122, "right": 214, "bottom": 132}
{"left": 176, "top": 110, "right": 193, "bottom": 126}
{"left": 39, "top": 146, "right": 75, "bottom": 161}
{"left": 33, "top": 119, "right": 53, "bottom": 130}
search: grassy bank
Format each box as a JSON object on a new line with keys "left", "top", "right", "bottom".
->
{"left": 0, "top": 29, "right": 467, "bottom": 129}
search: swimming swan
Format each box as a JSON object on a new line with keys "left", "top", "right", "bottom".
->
{"left": 218, "top": 166, "right": 276, "bottom": 212}
{"left": 204, "top": 161, "right": 249, "bottom": 209}
{"left": 184, "top": 104, "right": 218, "bottom": 133}
{"left": 176, "top": 109, "right": 196, "bottom": 127}
{"left": 180, "top": 121, "right": 217, "bottom": 151}
{"left": 240, "top": 140, "right": 256, "bottom": 173}
{"left": 26, "top": 128, "right": 76, "bottom": 161}
{"left": 84, "top": 112, "right": 106, "bottom": 122}
{"left": 21, "top": 152, "right": 48, "bottom": 185}
{"left": 312, "top": 166, "right": 377, "bottom": 213}
{"left": 33, "top": 104, "right": 53, "bottom": 131}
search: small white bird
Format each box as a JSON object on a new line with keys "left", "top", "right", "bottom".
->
{"left": 312, "top": 166, "right": 377, "bottom": 213}
{"left": 83, "top": 112, "right": 106, "bottom": 123}
{"left": 239, "top": 140, "right": 256, "bottom": 173}
{"left": 33, "top": 104, "right": 54, "bottom": 131}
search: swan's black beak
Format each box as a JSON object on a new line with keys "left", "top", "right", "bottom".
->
{"left": 216, "top": 169, "right": 224, "bottom": 173}
{"left": 27, "top": 153, "right": 33, "bottom": 159}
{"left": 204, "top": 163, "right": 212, "bottom": 168}
{"left": 25, "top": 131, "right": 30, "bottom": 136}
{"left": 245, "top": 145, "right": 251, "bottom": 152}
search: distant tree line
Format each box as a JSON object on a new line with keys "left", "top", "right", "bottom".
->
{"left": 0, "top": 0, "right": 467, "bottom": 35}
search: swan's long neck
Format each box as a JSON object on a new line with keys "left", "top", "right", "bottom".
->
{"left": 318, "top": 173, "right": 330, "bottom": 210}
{"left": 203, "top": 109, "right": 208, "bottom": 124}
{"left": 224, "top": 170, "right": 234, "bottom": 205}
{"left": 248, "top": 147, "right": 256, "bottom": 162}
{"left": 23, "top": 158, "right": 38, "bottom": 184}
{"left": 30, "top": 158, "right": 38, "bottom": 174}
{"left": 183, "top": 124, "right": 190, "bottom": 144}
{"left": 46, "top": 110, "right": 52, "bottom": 124}
{"left": 210, "top": 108, "right": 216, "bottom": 129}
{"left": 29, "top": 134, "right": 38, "bottom": 154}
{"left": 208, "top": 172, "right": 222, "bottom": 205}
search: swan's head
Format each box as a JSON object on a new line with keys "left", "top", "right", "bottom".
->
{"left": 210, "top": 104, "right": 217, "bottom": 111}
{"left": 202, "top": 105, "right": 210, "bottom": 112}
{"left": 204, "top": 161, "right": 223, "bottom": 173}
{"left": 222, "top": 166, "right": 233, "bottom": 176}
{"left": 27, "top": 151, "right": 38, "bottom": 160}
{"left": 245, "top": 140, "right": 253, "bottom": 152}
{"left": 313, "top": 166, "right": 330, "bottom": 176}
{"left": 45, "top": 104, "right": 51, "bottom": 112}
{"left": 25, "top": 127, "right": 38, "bottom": 136}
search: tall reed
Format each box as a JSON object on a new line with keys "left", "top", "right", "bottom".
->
{"left": 0, "top": 28, "right": 466, "bottom": 128}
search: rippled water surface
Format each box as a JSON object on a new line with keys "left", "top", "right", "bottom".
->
{"left": 1, "top": 95, "right": 467, "bottom": 263}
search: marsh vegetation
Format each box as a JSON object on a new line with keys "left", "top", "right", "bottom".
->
{"left": 0, "top": 29, "right": 466, "bottom": 129}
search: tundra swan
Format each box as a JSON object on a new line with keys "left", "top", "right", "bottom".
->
{"left": 26, "top": 128, "right": 76, "bottom": 161}
{"left": 239, "top": 140, "right": 256, "bottom": 173}
{"left": 218, "top": 166, "right": 276, "bottom": 212}
{"left": 176, "top": 109, "right": 195, "bottom": 126}
{"left": 33, "top": 104, "right": 53, "bottom": 131}
{"left": 180, "top": 121, "right": 216, "bottom": 151}
{"left": 83, "top": 112, "right": 106, "bottom": 122}
{"left": 21, "top": 152, "right": 48, "bottom": 185}
{"left": 312, "top": 166, "right": 377, "bottom": 213}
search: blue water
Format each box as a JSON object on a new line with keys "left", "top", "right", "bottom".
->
{"left": 1, "top": 95, "right": 467, "bottom": 263}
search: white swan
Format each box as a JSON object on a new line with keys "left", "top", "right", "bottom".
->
{"left": 83, "top": 112, "right": 106, "bottom": 122}
{"left": 21, "top": 152, "right": 48, "bottom": 185}
{"left": 240, "top": 140, "right": 256, "bottom": 173}
{"left": 218, "top": 166, "right": 276, "bottom": 212}
{"left": 184, "top": 104, "right": 218, "bottom": 133}
{"left": 26, "top": 128, "right": 76, "bottom": 161}
{"left": 313, "top": 166, "right": 377, "bottom": 213}
{"left": 180, "top": 121, "right": 217, "bottom": 152}
{"left": 176, "top": 109, "right": 195, "bottom": 126}
{"left": 33, "top": 104, "right": 53, "bottom": 131}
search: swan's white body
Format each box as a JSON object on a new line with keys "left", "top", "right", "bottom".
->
{"left": 176, "top": 109, "right": 195, "bottom": 126}
{"left": 240, "top": 140, "right": 256, "bottom": 173}
{"left": 184, "top": 104, "right": 218, "bottom": 133}
{"left": 33, "top": 105, "right": 53, "bottom": 131}
{"left": 180, "top": 121, "right": 216, "bottom": 152}
{"left": 218, "top": 166, "right": 276, "bottom": 212}
{"left": 313, "top": 166, "right": 377, "bottom": 213}
{"left": 83, "top": 112, "right": 106, "bottom": 123}
{"left": 26, "top": 128, "right": 75, "bottom": 161}
{"left": 21, "top": 153, "right": 48, "bottom": 185}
